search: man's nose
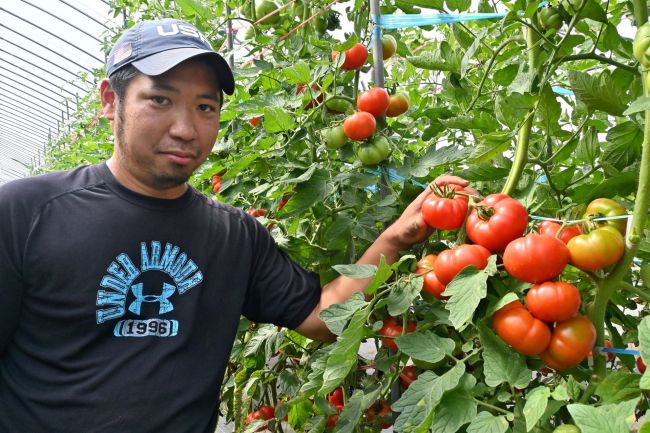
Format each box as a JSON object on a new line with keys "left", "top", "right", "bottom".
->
{"left": 169, "top": 108, "right": 198, "bottom": 141}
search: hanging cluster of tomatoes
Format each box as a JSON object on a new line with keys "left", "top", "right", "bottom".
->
{"left": 414, "top": 183, "right": 629, "bottom": 370}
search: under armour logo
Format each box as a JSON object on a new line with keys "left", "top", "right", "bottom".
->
{"left": 129, "top": 282, "right": 176, "bottom": 315}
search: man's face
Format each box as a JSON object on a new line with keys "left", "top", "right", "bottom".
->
{"left": 103, "top": 58, "right": 221, "bottom": 198}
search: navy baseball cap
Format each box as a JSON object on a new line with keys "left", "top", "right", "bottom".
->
{"left": 106, "top": 19, "right": 235, "bottom": 95}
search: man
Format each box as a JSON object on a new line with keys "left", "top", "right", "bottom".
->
{"left": 0, "top": 19, "right": 469, "bottom": 432}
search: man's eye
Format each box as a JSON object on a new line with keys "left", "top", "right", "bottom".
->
{"left": 199, "top": 104, "right": 216, "bottom": 112}
{"left": 151, "top": 96, "right": 167, "bottom": 104}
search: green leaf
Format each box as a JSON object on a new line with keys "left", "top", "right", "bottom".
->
{"left": 575, "top": 126, "right": 600, "bottom": 163}
{"left": 299, "top": 346, "right": 332, "bottom": 394}
{"left": 324, "top": 216, "right": 353, "bottom": 250}
{"left": 411, "top": 145, "right": 473, "bottom": 177}
{"left": 332, "top": 263, "right": 377, "bottom": 279}
{"left": 446, "top": 0, "right": 471, "bottom": 11}
{"left": 568, "top": 70, "right": 628, "bottom": 116}
{"left": 443, "top": 255, "right": 498, "bottom": 330}
{"left": 551, "top": 384, "right": 570, "bottom": 401}
{"left": 640, "top": 421, "right": 650, "bottom": 433}
{"left": 284, "top": 165, "right": 316, "bottom": 183}
{"left": 457, "top": 165, "right": 510, "bottom": 182}
{"left": 406, "top": 42, "right": 461, "bottom": 74}
{"left": 507, "top": 66, "right": 536, "bottom": 94}
{"left": 495, "top": 93, "right": 536, "bottom": 129}
{"left": 479, "top": 324, "right": 532, "bottom": 389}
{"left": 429, "top": 374, "right": 478, "bottom": 433}
{"left": 580, "top": 0, "right": 608, "bottom": 22}
{"left": 321, "top": 309, "right": 368, "bottom": 393}
{"left": 571, "top": 171, "right": 638, "bottom": 204}
{"left": 466, "top": 411, "right": 509, "bottom": 433}
{"left": 319, "top": 292, "right": 368, "bottom": 336}
{"left": 639, "top": 316, "right": 650, "bottom": 389}
{"left": 595, "top": 372, "right": 642, "bottom": 404}
{"left": 523, "top": 386, "right": 551, "bottom": 432}
{"left": 279, "top": 169, "right": 329, "bottom": 217}
{"left": 603, "top": 121, "right": 643, "bottom": 170}
{"left": 493, "top": 64, "right": 519, "bottom": 86}
{"left": 460, "top": 30, "right": 485, "bottom": 76}
{"left": 387, "top": 277, "right": 422, "bottom": 315}
{"left": 262, "top": 106, "right": 296, "bottom": 132}
{"left": 282, "top": 62, "right": 311, "bottom": 84}
{"left": 567, "top": 398, "right": 639, "bottom": 433}
{"left": 399, "top": 0, "right": 444, "bottom": 8}
{"left": 366, "top": 255, "right": 395, "bottom": 295}
{"left": 439, "top": 113, "right": 498, "bottom": 132}
{"left": 622, "top": 96, "right": 650, "bottom": 115}
{"left": 393, "top": 364, "right": 465, "bottom": 433}
{"left": 538, "top": 86, "right": 562, "bottom": 134}
{"left": 469, "top": 132, "right": 512, "bottom": 164}
{"left": 335, "top": 388, "right": 381, "bottom": 433}
{"left": 396, "top": 331, "right": 456, "bottom": 364}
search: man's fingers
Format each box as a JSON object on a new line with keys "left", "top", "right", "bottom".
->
{"left": 433, "top": 175, "right": 469, "bottom": 187}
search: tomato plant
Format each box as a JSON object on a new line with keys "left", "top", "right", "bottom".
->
{"left": 357, "top": 87, "right": 390, "bottom": 118}
{"left": 343, "top": 111, "right": 376, "bottom": 141}
{"left": 386, "top": 92, "right": 410, "bottom": 117}
{"left": 541, "top": 315, "right": 596, "bottom": 370}
{"left": 465, "top": 194, "right": 528, "bottom": 252}
{"left": 434, "top": 244, "right": 491, "bottom": 286}
{"left": 503, "top": 234, "right": 570, "bottom": 283}
{"left": 525, "top": 281, "right": 581, "bottom": 323}
{"left": 537, "top": 220, "right": 581, "bottom": 244}
{"left": 492, "top": 301, "right": 551, "bottom": 356}
{"left": 415, "top": 254, "right": 446, "bottom": 299}
{"left": 421, "top": 184, "right": 469, "bottom": 230}
{"left": 567, "top": 226, "right": 625, "bottom": 272}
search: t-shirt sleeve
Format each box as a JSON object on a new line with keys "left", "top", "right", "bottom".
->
{"left": 0, "top": 181, "right": 28, "bottom": 354}
{"left": 242, "top": 217, "right": 321, "bottom": 330}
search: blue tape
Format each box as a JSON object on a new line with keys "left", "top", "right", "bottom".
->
{"left": 374, "top": 13, "right": 507, "bottom": 29}
{"left": 595, "top": 346, "right": 641, "bottom": 356}
{"left": 552, "top": 86, "right": 575, "bottom": 96}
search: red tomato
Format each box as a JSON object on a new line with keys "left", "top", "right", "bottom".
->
{"left": 399, "top": 365, "right": 418, "bottom": 389}
{"left": 541, "top": 315, "right": 596, "bottom": 370}
{"left": 342, "top": 111, "right": 376, "bottom": 141}
{"left": 386, "top": 92, "right": 409, "bottom": 117}
{"left": 247, "top": 208, "right": 268, "bottom": 218}
{"left": 637, "top": 356, "right": 646, "bottom": 373}
{"left": 297, "top": 83, "right": 324, "bottom": 108}
{"left": 567, "top": 226, "right": 625, "bottom": 272}
{"left": 525, "top": 281, "right": 581, "bottom": 323}
{"left": 366, "top": 400, "right": 392, "bottom": 429}
{"left": 603, "top": 339, "right": 614, "bottom": 362}
{"left": 249, "top": 116, "right": 262, "bottom": 127}
{"left": 466, "top": 194, "right": 529, "bottom": 252}
{"left": 278, "top": 194, "right": 289, "bottom": 210}
{"left": 326, "top": 404, "right": 343, "bottom": 428}
{"left": 492, "top": 301, "right": 551, "bottom": 356}
{"left": 258, "top": 405, "right": 275, "bottom": 420}
{"left": 416, "top": 255, "right": 446, "bottom": 299}
{"left": 434, "top": 244, "right": 491, "bottom": 286}
{"left": 212, "top": 177, "right": 221, "bottom": 193}
{"left": 246, "top": 407, "right": 274, "bottom": 432}
{"left": 327, "top": 388, "right": 344, "bottom": 407}
{"left": 331, "top": 42, "right": 368, "bottom": 70}
{"left": 503, "top": 234, "right": 570, "bottom": 283}
{"left": 357, "top": 87, "right": 390, "bottom": 117}
{"left": 537, "top": 220, "right": 581, "bottom": 245}
{"left": 379, "top": 317, "right": 416, "bottom": 351}
{"left": 421, "top": 184, "right": 469, "bottom": 231}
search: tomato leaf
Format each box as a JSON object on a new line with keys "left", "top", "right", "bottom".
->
{"left": 396, "top": 330, "right": 456, "bottom": 364}
{"left": 319, "top": 292, "right": 368, "bottom": 336}
{"left": 622, "top": 96, "right": 650, "bottom": 116}
{"left": 320, "top": 308, "right": 368, "bottom": 394}
{"left": 568, "top": 70, "right": 628, "bottom": 116}
{"left": 595, "top": 372, "right": 642, "bottom": 404}
{"left": 443, "top": 255, "right": 498, "bottom": 330}
{"left": 479, "top": 324, "right": 532, "bottom": 389}
{"left": 279, "top": 169, "right": 329, "bottom": 216}
{"left": 639, "top": 317, "right": 650, "bottom": 390}
{"left": 537, "top": 85, "right": 562, "bottom": 134}
{"left": 398, "top": 0, "right": 445, "bottom": 9}
{"left": 575, "top": 126, "right": 600, "bottom": 164}
{"left": 243, "top": 324, "right": 284, "bottom": 359}
{"left": 567, "top": 398, "right": 639, "bottom": 433}
{"left": 299, "top": 346, "right": 333, "bottom": 395}
{"left": 335, "top": 388, "right": 382, "bottom": 433}
{"left": 332, "top": 263, "right": 377, "bottom": 279}
{"left": 387, "top": 276, "right": 421, "bottom": 315}
{"left": 465, "top": 411, "right": 509, "bottom": 433}
{"left": 429, "top": 375, "right": 478, "bottom": 433}
{"left": 262, "top": 107, "right": 295, "bottom": 132}
{"left": 523, "top": 386, "right": 550, "bottom": 432}
{"left": 495, "top": 93, "right": 536, "bottom": 129}
{"left": 603, "top": 121, "right": 643, "bottom": 170}
{"left": 392, "top": 364, "right": 465, "bottom": 433}
{"left": 282, "top": 62, "right": 311, "bottom": 84}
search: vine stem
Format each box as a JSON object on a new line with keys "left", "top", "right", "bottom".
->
{"left": 589, "top": 66, "right": 650, "bottom": 379}
{"left": 473, "top": 398, "right": 514, "bottom": 416}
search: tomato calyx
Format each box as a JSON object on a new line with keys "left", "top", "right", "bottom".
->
{"left": 474, "top": 204, "right": 496, "bottom": 220}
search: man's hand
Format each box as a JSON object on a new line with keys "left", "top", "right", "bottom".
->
{"left": 381, "top": 175, "right": 477, "bottom": 249}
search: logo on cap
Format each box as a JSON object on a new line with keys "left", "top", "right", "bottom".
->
{"left": 113, "top": 43, "right": 133, "bottom": 64}
{"left": 156, "top": 22, "right": 210, "bottom": 45}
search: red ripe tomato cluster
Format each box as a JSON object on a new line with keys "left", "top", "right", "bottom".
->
{"left": 326, "top": 388, "right": 345, "bottom": 428}
{"left": 365, "top": 400, "right": 392, "bottom": 429}
{"left": 378, "top": 316, "right": 416, "bottom": 351}
{"left": 245, "top": 404, "right": 275, "bottom": 431}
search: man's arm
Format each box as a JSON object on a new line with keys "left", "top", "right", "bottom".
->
{"left": 295, "top": 176, "right": 473, "bottom": 341}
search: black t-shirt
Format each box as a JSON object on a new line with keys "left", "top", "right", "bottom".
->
{"left": 0, "top": 163, "right": 321, "bottom": 433}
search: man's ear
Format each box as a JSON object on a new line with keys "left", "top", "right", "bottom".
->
{"left": 100, "top": 79, "right": 117, "bottom": 121}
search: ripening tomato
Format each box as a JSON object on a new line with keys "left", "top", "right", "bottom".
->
{"left": 537, "top": 220, "right": 581, "bottom": 245}
{"left": 637, "top": 356, "right": 646, "bottom": 373}
{"left": 399, "top": 365, "right": 418, "bottom": 389}
{"left": 492, "top": 301, "right": 551, "bottom": 356}
{"left": 328, "top": 387, "right": 344, "bottom": 407}
{"left": 386, "top": 92, "right": 410, "bottom": 117}
{"left": 211, "top": 175, "right": 222, "bottom": 193}
{"left": 343, "top": 111, "right": 376, "bottom": 141}
{"left": 357, "top": 88, "right": 390, "bottom": 117}
{"left": 567, "top": 226, "right": 625, "bottom": 272}
{"left": 379, "top": 317, "right": 416, "bottom": 351}
{"left": 247, "top": 208, "right": 267, "bottom": 218}
{"left": 421, "top": 185, "right": 469, "bottom": 231}
{"left": 381, "top": 34, "right": 397, "bottom": 60}
{"left": 434, "top": 244, "right": 491, "bottom": 286}
{"left": 503, "top": 234, "right": 570, "bottom": 283}
{"left": 466, "top": 194, "right": 529, "bottom": 252}
{"left": 249, "top": 116, "right": 262, "bottom": 127}
{"left": 366, "top": 400, "right": 392, "bottom": 429}
{"left": 525, "top": 281, "right": 581, "bottom": 323}
{"left": 331, "top": 42, "right": 368, "bottom": 70}
{"left": 416, "top": 255, "right": 446, "bottom": 299}
{"left": 541, "top": 315, "right": 596, "bottom": 370}
{"left": 584, "top": 197, "right": 627, "bottom": 235}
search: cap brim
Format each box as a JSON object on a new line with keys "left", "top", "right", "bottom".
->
{"left": 132, "top": 47, "right": 235, "bottom": 95}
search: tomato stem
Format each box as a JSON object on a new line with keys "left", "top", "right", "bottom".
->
{"left": 473, "top": 398, "right": 513, "bottom": 417}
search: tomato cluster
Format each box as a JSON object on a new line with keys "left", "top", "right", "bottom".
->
{"left": 245, "top": 404, "right": 275, "bottom": 431}
{"left": 379, "top": 317, "right": 416, "bottom": 351}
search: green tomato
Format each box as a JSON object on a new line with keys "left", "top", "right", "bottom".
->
{"left": 553, "top": 425, "right": 581, "bottom": 433}
{"left": 325, "top": 98, "right": 354, "bottom": 115}
{"left": 322, "top": 125, "right": 347, "bottom": 149}
{"left": 256, "top": 0, "right": 280, "bottom": 25}
{"left": 561, "top": 0, "right": 582, "bottom": 14}
{"left": 291, "top": 0, "right": 305, "bottom": 19}
{"left": 538, "top": 6, "right": 563, "bottom": 31}
{"left": 313, "top": 11, "right": 329, "bottom": 33}
{"left": 357, "top": 136, "right": 390, "bottom": 166}
{"left": 633, "top": 22, "right": 650, "bottom": 67}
